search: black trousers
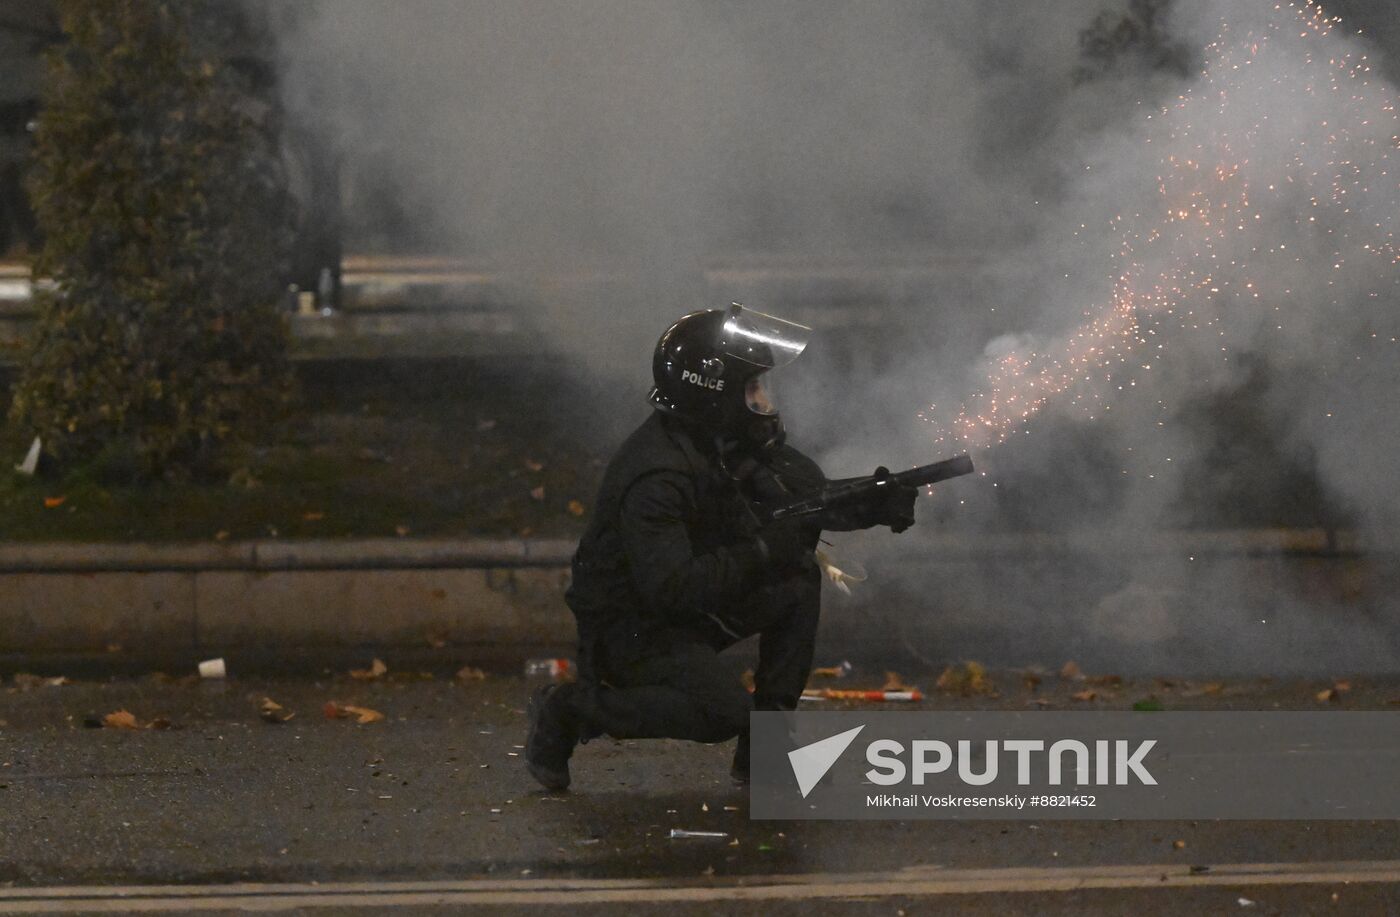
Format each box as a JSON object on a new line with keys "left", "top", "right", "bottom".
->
{"left": 570, "top": 566, "right": 821, "bottom": 744}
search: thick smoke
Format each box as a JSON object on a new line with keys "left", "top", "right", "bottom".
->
{"left": 276, "top": 1, "right": 1400, "bottom": 673}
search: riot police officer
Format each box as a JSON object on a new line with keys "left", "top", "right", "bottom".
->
{"left": 525, "top": 304, "right": 917, "bottom": 791}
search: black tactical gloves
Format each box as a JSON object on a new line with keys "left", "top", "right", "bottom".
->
{"left": 868, "top": 466, "right": 918, "bottom": 534}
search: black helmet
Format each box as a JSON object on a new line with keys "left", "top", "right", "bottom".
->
{"left": 647, "top": 303, "right": 810, "bottom": 450}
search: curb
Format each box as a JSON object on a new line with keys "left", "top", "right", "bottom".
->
{"left": 0, "top": 538, "right": 577, "bottom": 573}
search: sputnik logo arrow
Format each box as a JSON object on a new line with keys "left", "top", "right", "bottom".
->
{"left": 787, "top": 724, "right": 865, "bottom": 798}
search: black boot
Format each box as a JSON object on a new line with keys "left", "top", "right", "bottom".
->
{"left": 526, "top": 683, "right": 580, "bottom": 791}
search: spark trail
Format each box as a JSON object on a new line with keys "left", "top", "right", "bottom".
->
{"left": 924, "top": 1, "right": 1400, "bottom": 453}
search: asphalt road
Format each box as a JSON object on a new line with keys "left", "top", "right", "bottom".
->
{"left": 1, "top": 667, "right": 1399, "bottom": 914}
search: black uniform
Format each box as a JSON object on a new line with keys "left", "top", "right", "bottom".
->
{"left": 564, "top": 411, "right": 870, "bottom": 748}
{"left": 525, "top": 304, "right": 912, "bottom": 791}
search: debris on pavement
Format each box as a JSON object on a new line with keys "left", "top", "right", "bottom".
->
{"left": 934, "top": 661, "right": 996, "bottom": 697}
{"left": 1133, "top": 699, "right": 1165, "bottom": 711}
{"left": 523, "top": 658, "right": 572, "bottom": 679}
{"left": 810, "top": 661, "right": 853, "bottom": 679}
{"left": 323, "top": 702, "right": 385, "bottom": 724}
{"left": 669, "top": 829, "right": 728, "bottom": 840}
{"left": 567, "top": 499, "right": 586, "bottom": 516}
{"left": 884, "top": 670, "right": 915, "bottom": 691}
{"left": 802, "top": 688, "right": 923, "bottom": 702}
{"left": 12, "top": 673, "right": 72, "bottom": 690}
{"left": 524, "top": 458, "right": 544, "bottom": 472}
{"left": 43, "top": 495, "right": 66, "bottom": 508}
{"left": 350, "top": 658, "right": 388, "bottom": 681}
{"left": 455, "top": 665, "right": 488, "bottom": 682}
{"left": 259, "top": 697, "right": 295, "bottom": 724}
{"left": 530, "top": 485, "right": 546, "bottom": 501}
{"left": 740, "top": 669, "right": 755, "bottom": 691}
{"left": 198, "top": 658, "right": 226, "bottom": 679}
{"left": 1060, "top": 661, "right": 1085, "bottom": 681}
{"left": 1316, "top": 680, "right": 1351, "bottom": 703}
{"left": 103, "top": 710, "right": 140, "bottom": 730}
{"left": 98, "top": 710, "right": 171, "bottom": 730}
{"left": 1237, "top": 897, "right": 1256, "bottom": 907}
{"left": 1071, "top": 689, "right": 1098, "bottom": 702}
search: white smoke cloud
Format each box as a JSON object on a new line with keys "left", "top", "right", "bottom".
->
{"left": 274, "top": 1, "right": 1400, "bottom": 672}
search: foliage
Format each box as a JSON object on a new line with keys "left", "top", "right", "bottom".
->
{"left": 1073, "top": 0, "right": 1194, "bottom": 85}
{"left": 8, "top": 0, "right": 293, "bottom": 477}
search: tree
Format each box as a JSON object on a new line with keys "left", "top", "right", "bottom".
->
{"left": 8, "top": 0, "right": 293, "bottom": 477}
{"left": 1073, "top": 0, "right": 1194, "bottom": 85}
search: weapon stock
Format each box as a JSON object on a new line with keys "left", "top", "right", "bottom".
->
{"left": 765, "top": 454, "right": 974, "bottom": 524}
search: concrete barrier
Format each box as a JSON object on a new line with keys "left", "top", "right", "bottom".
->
{"left": 0, "top": 539, "right": 574, "bottom": 655}
{"left": 0, "top": 531, "right": 1393, "bottom": 661}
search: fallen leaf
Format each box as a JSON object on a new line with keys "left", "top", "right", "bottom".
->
{"left": 740, "top": 669, "right": 756, "bottom": 691}
{"left": 350, "top": 659, "right": 388, "bottom": 681}
{"left": 302, "top": 511, "right": 325, "bottom": 521}
{"left": 455, "top": 665, "right": 487, "bottom": 682}
{"left": 147, "top": 717, "right": 173, "bottom": 731}
{"left": 1023, "top": 672, "right": 1043, "bottom": 691}
{"left": 1316, "top": 680, "right": 1353, "bottom": 703}
{"left": 103, "top": 710, "right": 140, "bottom": 729}
{"left": 933, "top": 662, "right": 995, "bottom": 697}
{"left": 43, "top": 495, "right": 66, "bottom": 508}
{"left": 214, "top": 530, "right": 229, "bottom": 541}
{"left": 1060, "top": 661, "right": 1084, "bottom": 681}
{"left": 524, "top": 458, "right": 544, "bottom": 472}
{"left": 476, "top": 418, "right": 497, "bottom": 431}
{"left": 810, "top": 663, "right": 851, "bottom": 679}
{"left": 567, "top": 500, "right": 586, "bottom": 516}
{"left": 1028, "top": 698, "right": 1054, "bottom": 708}
{"left": 260, "top": 697, "right": 295, "bottom": 724}
{"left": 395, "top": 525, "right": 410, "bottom": 537}
{"left": 1133, "top": 698, "right": 1165, "bottom": 712}
{"left": 530, "top": 485, "right": 546, "bottom": 501}
{"left": 1071, "top": 689, "right": 1098, "bottom": 702}
{"left": 324, "top": 701, "right": 385, "bottom": 725}
{"left": 885, "top": 670, "right": 916, "bottom": 692}
{"left": 1173, "top": 839, "right": 1186, "bottom": 850}
{"left": 1087, "top": 674, "right": 1124, "bottom": 687}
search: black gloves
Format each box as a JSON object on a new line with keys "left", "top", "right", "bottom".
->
{"left": 869, "top": 466, "right": 918, "bottom": 534}
{"left": 756, "top": 517, "right": 815, "bottom": 568}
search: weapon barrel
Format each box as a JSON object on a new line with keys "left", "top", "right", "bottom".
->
{"left": 766, "top": 454, "right": 975, "bottom": 523}
{"left": 889, "top": 453, "right": 975, "bottom": 489}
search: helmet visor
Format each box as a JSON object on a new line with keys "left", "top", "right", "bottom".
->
{"left": 719, "top": 304, "right": 810, "bottom": 370}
